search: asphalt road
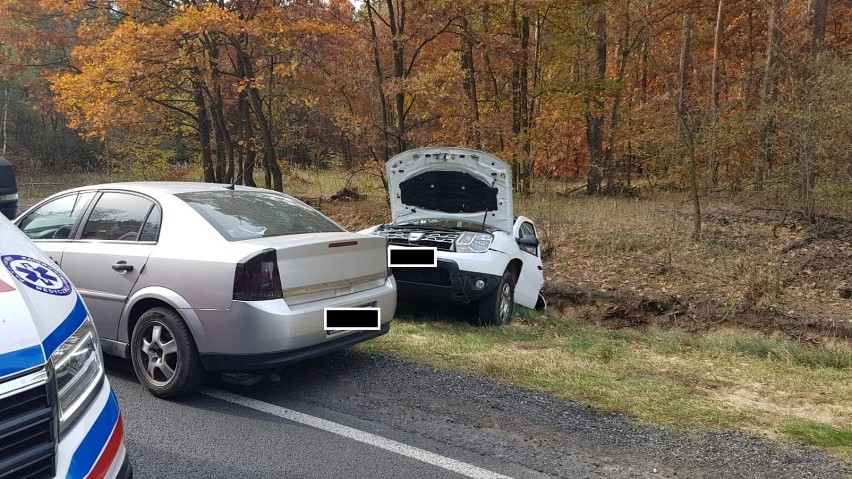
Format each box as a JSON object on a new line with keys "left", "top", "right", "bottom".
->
{"left": 107, "top": 358, "right": 548, "bottom": 479}
{"left": 106, "top": 348, "right": 850, "bottom": 479}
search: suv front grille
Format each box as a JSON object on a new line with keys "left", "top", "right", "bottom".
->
{"left": 393, "top": 266, "right": 451, "bottom": 286}
{"left": 0, "top": 370, "right": 56, "bottom": 479}
{"left": 383, "top": 230, "right": 459, "bottom": 251}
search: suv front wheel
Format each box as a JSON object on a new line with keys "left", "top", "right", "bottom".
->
{"left": 476, "top": 269, "right": 515, "bottom": 326}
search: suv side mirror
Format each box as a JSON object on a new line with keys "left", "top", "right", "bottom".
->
{"left": 517, "top": 236, "right": 539, "bottom": 248}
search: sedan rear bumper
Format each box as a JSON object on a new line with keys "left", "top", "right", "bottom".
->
{"left": 199, "top": 323, "right": 390, "bottom": 370}
{"left": 188, "top": 279, "right": 396, "bottom": 357}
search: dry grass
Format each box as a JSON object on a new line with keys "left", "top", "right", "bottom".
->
{"left": 511, "top": 187, "right": 852, "bottom": 344}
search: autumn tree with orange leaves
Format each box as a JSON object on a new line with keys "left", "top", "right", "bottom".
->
{"left": 0, "top": 0, "right": 850, "bottom": 222}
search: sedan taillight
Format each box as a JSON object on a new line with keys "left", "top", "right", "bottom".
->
{"left": 233, "top": 249, "right": 283, "bottom": 301}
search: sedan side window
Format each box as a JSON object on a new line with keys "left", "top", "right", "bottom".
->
{"left": 139, "top": 204, "right": 161, "bottom": 242}
{"left": 18, "top": 192, "right": 95, "bottom": 240}
{"left": 519, "top": 222, "right": 538, "bottom": 255}
{"left": 80, "top": 192, "right": 154, "bottom": 241}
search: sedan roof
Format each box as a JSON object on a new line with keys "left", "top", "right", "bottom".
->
{"left": 75, "top": 181, "right": 262, "bottom": 195}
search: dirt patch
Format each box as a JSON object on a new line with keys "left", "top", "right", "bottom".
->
{"left": 329, "top": 186, "right": 365, "bottom": 201}
{"left": 543, "top": 278, "right": 852, "bottom": 343}
{"left": 535, "top": 202, "right": 852, "bottom": 346}
{"left": 716, "top": 385, "right": 846, "bottom": 427}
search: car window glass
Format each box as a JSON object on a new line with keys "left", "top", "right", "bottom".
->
{"left": 18, "top": 192, "right": 95, "bottom": 240}
{"left": 177, "top": 191, "right": 344, "bottom": 241}
{"left": 520, "top": 222, "right": 537, "bottom": 255}
{"left": 139, "top": 204, "right": 161, "bottom": 242}
{"left": 81, "top": 192, "right": 154, "bottom": 241}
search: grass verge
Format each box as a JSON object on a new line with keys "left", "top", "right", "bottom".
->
{"left": 357, "top": 307, "right": 852, "bottom": 462}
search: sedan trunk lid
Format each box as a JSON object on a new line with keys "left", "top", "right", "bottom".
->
{"left": 241, "top": 232, "right": 388, "bottom": 305}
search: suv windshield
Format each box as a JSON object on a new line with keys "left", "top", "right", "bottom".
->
{"left": 177, "top": 190, "right": 344, "bottom": 241}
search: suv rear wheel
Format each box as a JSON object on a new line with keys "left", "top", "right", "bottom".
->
{"left": 131, "top": 307, "right": 206, "bottom": 398}
{"left": 477, "top": 269, "right": 515, "bottom": 326}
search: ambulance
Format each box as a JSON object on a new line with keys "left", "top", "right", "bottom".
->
{"left": 0, "top": 213, "right": 132, "bottom": 478}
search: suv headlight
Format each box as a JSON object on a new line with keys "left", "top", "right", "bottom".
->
{"left": 455, "top": 232, "right": 493, "bottom": 253}
{"left": 51, "top": 317, "right": 105, "bottom": 436}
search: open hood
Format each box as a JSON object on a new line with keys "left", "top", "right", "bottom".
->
{"left": 386, "top": 148, "right": 513, "bottom": 232}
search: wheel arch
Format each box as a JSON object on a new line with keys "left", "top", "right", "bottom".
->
{"left": 507, "top": 258, "right": 522, "bottom": 281}
{"left": 120, "top": 287, "right": 210, "bottom": 352}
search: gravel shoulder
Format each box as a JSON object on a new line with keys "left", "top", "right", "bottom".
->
{"left": 235, "top": 348, "right": 850, "bottom": 479}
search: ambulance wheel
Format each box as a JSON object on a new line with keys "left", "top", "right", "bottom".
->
{"left": 131, "top": 307, "right": 206, "bottom": 398}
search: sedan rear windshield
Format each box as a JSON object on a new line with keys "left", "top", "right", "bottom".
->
{"left": 177, "top": 191, "right": 344, "bottom": 241}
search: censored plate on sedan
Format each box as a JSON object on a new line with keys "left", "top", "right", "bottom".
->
{"left": 324, "top": 306, "right": 380, "bottom": 335}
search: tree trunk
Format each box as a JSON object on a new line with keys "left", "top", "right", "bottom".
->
{"left": 235, "top": 45, "right": 281, "bottom": 192}
{"left": 756, "top": 0, "right": 785, "bottom": 191}
{"left": 678, "top": 13, "right": 701, "bottom": 239}
{"left": 585, "top": 11, "right": 607, "bottom": 194}
{"left": 480, "top": 6, "right": 504, "bottom": 152}
{"left": 811, "top": 0, "right": 827, "bottom": 55}
{"left": 460, "top": 18, "right": 481, "bottom": 150}
{"left": 246, "top": 86, "right": 280, "bottom": 192}
{"left": 709, "top": 0, "right": 724, "bottom": 191}
{"left": 640, "top": 40, "right": 648, "bottom": 105}
{"left": 510, "top": 1, "right": 531, "bottom": 196}
{"left": 677, "top": 14, "right": 691, "bottom": 121}
{"left": 192, "top": 78, "right": 215, "bottom": 183}
{"left": 602, "top": 47, "right": 627, "bottom": 191}
{"left": 239, "top": 90, "right": 256, "bottom": 187}
{"left": 210, "top": 102, "right": 224, "bottom": 183}
{"left": 519, "top": 12, "right": 531, "bottom": 195}
{"left": 525, "top": 11, "right": 546, "bottom": 194}
{"left": 386, "top": 0, "right": 406, "bottom": 155}
{"left": 603, "top": 8, "right": 630, "bottom": 192}
{"left": 249, "top": 87, "right": 281, "bottom": 192}
{"left": 203, "top": 33, "right": 234, "bottom": 184}
{"left": 211, "top": 91, "right": 234, "bottom": 183}
{"left": 799, "top": 0, "right": 828, "bottom": 222}
{"left": 365, "top": 0, "right": 391, "bottom": 163}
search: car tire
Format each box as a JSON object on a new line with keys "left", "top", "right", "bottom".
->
{"left": 477, "top": 269, "right": 515, "bottom": 326}
{"left": 130, "top": 307, "right": 206, "bottom": 398}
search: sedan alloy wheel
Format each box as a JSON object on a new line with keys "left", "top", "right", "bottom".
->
{"left": 131, "top": 307, "right": 206, "bottom": 398}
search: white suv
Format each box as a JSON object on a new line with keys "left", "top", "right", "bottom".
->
{"left": 362, "top": 147, "right": 545, "bottom": 325}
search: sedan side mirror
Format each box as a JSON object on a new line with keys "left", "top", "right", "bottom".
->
{"left": 517, "top": 236, "right": 539, "bottom": 248}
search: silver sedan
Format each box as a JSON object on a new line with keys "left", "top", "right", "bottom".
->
{"left": 16, "top": 182, "right": 396, "bottom": 397}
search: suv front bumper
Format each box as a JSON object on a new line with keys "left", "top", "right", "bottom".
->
{"left": 392, "top": 259, "right": 501, "bottom": 304}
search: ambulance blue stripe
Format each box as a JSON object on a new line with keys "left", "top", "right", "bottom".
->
{"left": 42, "top": 295, "right": 88, "bottom": 359}
{"left": 66, "top": 389, "right": 120, "bottom": 479}
{"left": 0, "top": 344, "right": 45, "bottom": 378}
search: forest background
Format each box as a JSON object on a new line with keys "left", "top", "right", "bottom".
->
{"left": 0, "top": 0, "right": 849, "bottom": 216}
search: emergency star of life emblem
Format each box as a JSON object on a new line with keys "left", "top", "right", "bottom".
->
{"left": 2, "top": 255, "right": 72, "bottom": 296}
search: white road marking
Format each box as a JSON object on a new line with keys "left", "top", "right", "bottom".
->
{"left": 200, "top": 387, "right": 515, "bottom": 479}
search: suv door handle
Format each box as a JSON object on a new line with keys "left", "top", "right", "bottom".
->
{"left": 111, "top": 261, "right": 134, "bottom": 272}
